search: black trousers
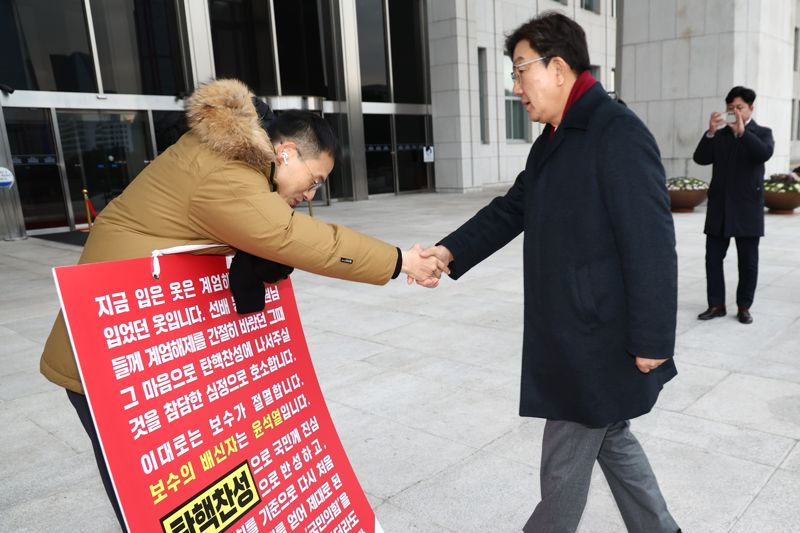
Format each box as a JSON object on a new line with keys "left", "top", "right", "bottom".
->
{"left": 705, "top": 235, "right": 760, "bottom": 308}
{"left": 67, "top": 389, "right": 128, "bottom": 532}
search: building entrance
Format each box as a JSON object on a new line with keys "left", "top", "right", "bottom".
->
{"left": 5, "top": 108, "right": 154, "bottom": 231}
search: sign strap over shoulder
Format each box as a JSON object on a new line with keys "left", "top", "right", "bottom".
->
{"left": 150, "top": 244, "right": 228, "bottom": 279}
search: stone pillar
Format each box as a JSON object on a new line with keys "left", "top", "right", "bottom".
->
{"left": 619, "top": 0, "right": 795, "bottom": 179}
{"left": 427, "top": 0, "right": 478, "bottom": 192}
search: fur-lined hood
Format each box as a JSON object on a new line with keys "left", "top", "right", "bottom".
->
{"left": 185, "top": 79, "right": 275, "bottom": 171}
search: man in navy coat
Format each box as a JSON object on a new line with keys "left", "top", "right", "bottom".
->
{"left": 693, "top": 86, "right": 774, "bottom": 324}
{"left": 419, "top": 13, "right": 680, "bottom": 533}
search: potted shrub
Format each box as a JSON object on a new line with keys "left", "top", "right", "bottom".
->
{"left": 764, "top": 173, "right": 800, "bottom": 214}
{"left": 666, "top": 177, "right": 708, "bottom": 213}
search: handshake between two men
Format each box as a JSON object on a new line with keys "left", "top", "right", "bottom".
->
{"left": 400, "top": 244, "right": 454, "bottom": 289}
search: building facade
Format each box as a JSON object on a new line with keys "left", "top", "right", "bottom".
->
{"left": 0, "top": 0, "right": 618, "bottom": 239}
{"left": 618, "top": 0, "right": 799, "bottom": 180}
{"left": 6, "top": 1, "right": 800, "bottom": 241}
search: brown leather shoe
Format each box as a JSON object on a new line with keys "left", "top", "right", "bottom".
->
{"left": 698, "top": 305, "right": 726, "bottom": 320}
{"left": 737, "top": 308, "right": 753, "bottom": 324}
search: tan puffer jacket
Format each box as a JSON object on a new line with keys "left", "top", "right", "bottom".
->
{"left": 40, "top": 79, "right": 398, "bottom": 393}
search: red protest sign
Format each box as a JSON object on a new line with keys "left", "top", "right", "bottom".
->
{"left": 54, "top": 253, "right": 382, "bottom": 533}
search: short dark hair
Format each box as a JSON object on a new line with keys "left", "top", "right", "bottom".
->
{"left": 266, "top": 110, "right": 339, "bottom": 160}
{"left": 505, "top": 12, "right": 590, "bottom": 74}
{"left": 725, "top": 86, "right": 756, "bottom": 106}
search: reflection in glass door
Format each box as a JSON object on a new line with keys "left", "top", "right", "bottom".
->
{"left": 209, "top": 0, "right": 277, "bottom": 96}
{"left": 56, "top": 110, "right": 152, "bottom": 223}
{"left": 90, "top": 0, "right": 188, "bottom": 96}
{"left": 356, "top": 0, "right": 390, "bottom": 102}
{"left": 364, "top": 115, "right": 393, "bottom": 194}
{"left": 0, "top": 0, "right": 98, "bottom": 92}
{"left": 4, "top": 108, "right": 69, "bottom": 229}
{"left": 388, "top": 0, "right": 428, "bottom": 104}
{"left": 324, "top": 113, "right": 352, "bottom": 200}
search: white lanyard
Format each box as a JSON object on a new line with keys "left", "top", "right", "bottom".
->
{"left": 151, "top": 243, "right": 228, "bottom": 279}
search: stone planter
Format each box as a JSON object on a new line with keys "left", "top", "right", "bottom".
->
{"left": 668, "top": 190, "right": 707, "bottom": 213}
{"left": 764, "top": 191, "right": 800, "bottom": 214}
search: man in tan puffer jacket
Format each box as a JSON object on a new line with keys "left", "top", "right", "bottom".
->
{"left": 40, "top": 78, "right": 445, "bottom": 530}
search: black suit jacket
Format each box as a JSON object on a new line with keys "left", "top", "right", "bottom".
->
{"left": 439, "top": 84, "right": 678, "bottom": 427}
{"left": 693, "top": 120, "right": 774, "bottom": 237}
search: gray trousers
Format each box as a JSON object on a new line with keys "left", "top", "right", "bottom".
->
{"left": 523, "top": 419, "right": 678, "bottom": 533}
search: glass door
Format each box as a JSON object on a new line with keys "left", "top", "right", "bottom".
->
{"left": 364, "top": 113, "right": 432, "bottom": 195}
{"left": 396, "top": 114, "right": 430, "bottom": 192}
{"left": 4, "top": 108, "right": 69, "bottom": 229}
{"left": 364, "top": 114, "right": 393, "bottom": 194}
{"left": 56, "top": 110, "right": 153, "bottom": 223}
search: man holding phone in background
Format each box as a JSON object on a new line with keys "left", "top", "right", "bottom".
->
{"left": 693, "top": 86, "right": 774, "bottom": 324}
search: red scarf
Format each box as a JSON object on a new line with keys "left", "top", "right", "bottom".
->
{"left": 550, "top": 70, "right": 597, "bottom": 137}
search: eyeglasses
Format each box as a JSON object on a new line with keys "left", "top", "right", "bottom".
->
{"left": 510, "top": 56, "right": 550, "bottom": 82}
{"left": 306, "top": 177, "right": 325, "bottom": 193}
{"left": 295, "top": 148, "right": 326, "bottom": 193}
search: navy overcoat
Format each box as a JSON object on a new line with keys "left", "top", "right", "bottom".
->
{"left": 693, "top": 120, "right": 774, "bottom": 237}
{"left": 440, "top": 84, "right": 678, "bottom": 427}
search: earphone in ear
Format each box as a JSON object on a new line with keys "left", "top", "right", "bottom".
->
{"left": 281, "top": 151, "right": 289, "bottom": 164}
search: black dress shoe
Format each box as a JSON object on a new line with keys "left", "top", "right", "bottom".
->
{"left": 698, "top": 305, "right": 726, "bottom": 320}
{"left": 737, "top": 308, "right": 753, "bottom": 324}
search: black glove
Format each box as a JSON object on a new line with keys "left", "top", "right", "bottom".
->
{"left": 229, "top": 251, "right": 294, "bottom": 314}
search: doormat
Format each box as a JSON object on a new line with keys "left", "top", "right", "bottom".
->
{"left": 33, "top": 231, "right": 88, "bottom": 247}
